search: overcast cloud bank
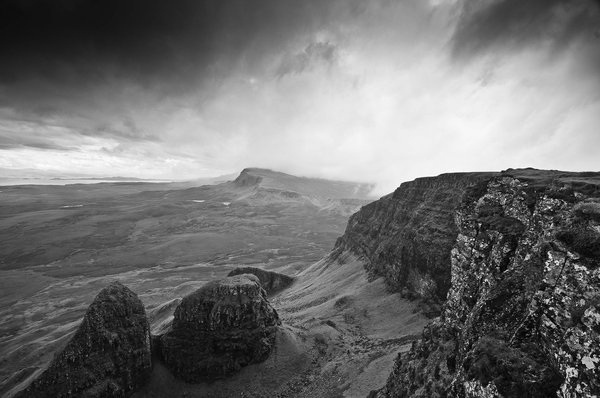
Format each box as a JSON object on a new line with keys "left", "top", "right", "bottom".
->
{"left": 0, "top": 0, "right": 598, "bottom": 194}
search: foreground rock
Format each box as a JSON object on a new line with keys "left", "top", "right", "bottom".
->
{"left": 160, "top": 274, "right": 281, "bottom": 382}
{"left": 227, "top": 267, "right": 294, "bottom": 295}
{"left": 374, "top": 169, "right": 600, "bottom": 397}
{"left": 15, "top": 281, "right": 152, "bottom": 398}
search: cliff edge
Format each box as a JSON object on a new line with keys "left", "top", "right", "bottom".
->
{"left": 373, "top": 169, "right": 600, "bottom": 397}
{"left": 333, "top": 172, "right": 495, "bottom": 308}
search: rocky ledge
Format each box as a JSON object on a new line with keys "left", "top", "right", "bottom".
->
{"left": 15, "top": 281, "right": 152, "bottom": 398}
{"left": 159, "top": 274, "right": 281, "bottom": 382}
{"left": 373, "top": 169, "right": 600, "bottom": 397}
{"left": 227, "top": 266, "right": 295, "bottom": 295}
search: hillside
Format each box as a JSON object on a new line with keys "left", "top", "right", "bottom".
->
{"left": 4, "top": 168, "right": 600, "bottom": 398}
{"left": 0, "top": 168, "right": 374, "bottom": 397}
{"left": 131, "top": 253, "right": 429, "bottom": 398}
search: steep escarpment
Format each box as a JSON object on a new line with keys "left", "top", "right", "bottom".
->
{"left": 375, "top": 171, "right": 600, "bottom": 398}
{"left": 15, "top": 281, "right": 152, "bottom": 398}
{"left": 159, "top": 274, "right": 281, "bottom": 382}
{"left": 333, "top": 172, "right": 495, "bottom": 305}
{"left": 233, "top": 168, "right": 264, "bottom": 187}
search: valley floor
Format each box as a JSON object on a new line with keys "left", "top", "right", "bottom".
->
{"left": 0, "top": 176, "right": 371, "bottom": 397}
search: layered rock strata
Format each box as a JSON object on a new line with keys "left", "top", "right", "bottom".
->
{"left": 375, "top": 171, "right": 600, "bottom": 397}
{"left": 227, "top": 266, "right": 295, "bottom": 295}
{"left": 333, "top": 172, "right": 495, "bottom": 305}
{"left": 15, "top": 281, "right": 152, "bottom": 398}
{"left": 160, "top": 274, "right": 281, "bottom": 382}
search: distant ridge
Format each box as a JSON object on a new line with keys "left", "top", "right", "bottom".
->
{"left": 232, "top": 167, "right": 374, "bottom": 199}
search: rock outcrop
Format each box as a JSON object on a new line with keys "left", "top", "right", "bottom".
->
{"left": 233, "top": 168, "right": 264, "bottom": 187}
{"left": 333, "top": 172, "right": 495, "bottom": 306}
{"left": 159, "top": 274, "right": 281, "bottom": 382}
{"left": 374, "top": 170, "right": 600, "bottom": 398}
{"left": 15, "top": 281, "right": 152, "bottom": 398}
{"left": 227, "top": 267, "right": 295, "bottom": 295}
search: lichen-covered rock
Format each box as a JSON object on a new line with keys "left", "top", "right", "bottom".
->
{"left": 375, "top": 170, "right": 600, "bottom": 398}
{"left": 227, "top": 266, "right": 294, "bottom": 295}
{"left": 333, "top": 172, "right": 495, "bottom": 305}
{"left": 15, "top": 281, "right": 152, "bottom": 398}
{"left": 160, "top": 274, "right": 281, "bottom": 382}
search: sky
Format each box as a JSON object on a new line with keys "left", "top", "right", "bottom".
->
{"left": 0, "top": 0, "right": 599, "bottom": 194}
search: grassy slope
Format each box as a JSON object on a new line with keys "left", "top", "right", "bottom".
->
{"left": 0, "top": 176, "right": 374, "bottom": 397}
{"left": 134, "top": 254, "right": 428, "bottom": 398}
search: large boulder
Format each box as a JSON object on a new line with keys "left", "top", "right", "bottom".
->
{"left": 15, "top": 281, "right": 152, "bottom": 398}
{"left": 160, "top": 274, "right": 281, "bottom": 382}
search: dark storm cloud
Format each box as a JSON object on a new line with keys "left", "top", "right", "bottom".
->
{"left": 2, "top": 0, "right": 598, "bottom": 184}
{"left": 451, "top": 0, "right": 600, "bottom": 59}
{"left": 0, "top": 0, "right": 350, "bottom": 90}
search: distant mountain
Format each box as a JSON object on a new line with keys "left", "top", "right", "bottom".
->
{"left": 232, "top": 168, "right": 374, "bottom": 199}
{"left": 0, "top": 168, "right": 232, "bottom": 187}
{"left": 163, "top": 168, "right": 375, "bottom": 216}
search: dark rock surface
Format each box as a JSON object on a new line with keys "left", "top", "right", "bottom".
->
{"left": 333, "top": 172, "right": 495, "bottom": 305}
{"left": 227, "top": 266, "right": 295, "bottom": 295}
{"left": 160, "top": 274, "right": 281, "bottom": 382}
{"left": 15, "top": 281, "right": 152, "bottom": 398}
{"left": 374, "top": 170, "right": 600, "bottom": 398}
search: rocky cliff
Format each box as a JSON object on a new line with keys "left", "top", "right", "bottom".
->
{"left": 15, "top": 281, "right": 152, "bottom": 398}
{"left": 159, "top": 274, "right": 281, "bottom": 382}
{"left": 333, "top": 172, "right": 495, "bottom": 307}
{"left": 372, "top": 169, "right": 600, "bottom": 397}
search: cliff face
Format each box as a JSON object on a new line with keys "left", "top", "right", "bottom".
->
{"left": 233, "top": 168, "right": 264, "bottom": 187}
{"left": 15, "top": 281, "right": 152, "bottom": 398}
{"left": 334, "top": 172, "right": 495, "bottom": 306}
{"left": 375, "top": 171, "right": 600, "bottom": 398}
{"left": 159, "top": 274, "right": 281, "bottom": 382}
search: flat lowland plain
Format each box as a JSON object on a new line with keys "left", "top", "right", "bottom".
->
{"left": 0, "top": 177, "right": 372, "bottom": 396}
